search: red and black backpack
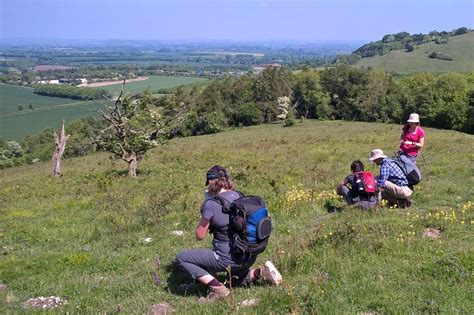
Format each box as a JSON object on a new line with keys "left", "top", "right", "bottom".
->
{"left": 352, "top": 171, "right": 376, "bottom": 195}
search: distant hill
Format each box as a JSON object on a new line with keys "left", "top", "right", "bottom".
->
{"left": 352, "top": 32, "right": 474, "bottom": 74}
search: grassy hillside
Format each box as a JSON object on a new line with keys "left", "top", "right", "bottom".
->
{"left": 354, "top": 32, "right": 474, "bottom": 74}
{"left": 1, "top": 121, "right": 473, "bottom": 313}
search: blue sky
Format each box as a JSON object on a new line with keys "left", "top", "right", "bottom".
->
{"left": 1, "top": 0, "right": 473, "bottom": 42}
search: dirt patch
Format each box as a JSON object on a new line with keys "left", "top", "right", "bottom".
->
{"left": 149, "top": 302, "right": 174, "bottom": 315}
{"left": 422, "top": 228, "right": 442, "bottom": 240}
{"left": 79, "top": 77, "right": 148, "bottom": 87}
{"left": 24, "top": 296, "right": 67, "bottom": 309}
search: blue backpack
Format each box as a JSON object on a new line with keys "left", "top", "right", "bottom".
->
{"left": 213, "top": 194, "right": 272, "bottom": 257}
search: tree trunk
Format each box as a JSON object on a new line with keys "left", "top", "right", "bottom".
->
{"left": 52, "top": 121, "right": 70, "bottom": 177}
{"left": 127, "top": 153, "right": 138, "bottom": 177}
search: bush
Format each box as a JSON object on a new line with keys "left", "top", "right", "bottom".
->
{"left": 427, "top": 52, "right": 453, "bottom": 61}
{"left": 454, "top": 27, "right": 469, "bottom": 36}
{"left": 231, "top": 102, "right": 263, "bottom": 126}
{"left": 283, "top": 118, "right": 296, "bottom": 127}
{"left": 435, "top": 37, "right": 449, "bottom": 45}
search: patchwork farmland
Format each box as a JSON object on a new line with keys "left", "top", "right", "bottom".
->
{"left": 0, "top": 76, "right": 207, "bottom": 140}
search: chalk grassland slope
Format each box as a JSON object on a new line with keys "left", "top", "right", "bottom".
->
{"left": 354, "top": 32, "right": 474, "bottom": 74}
{"left": 1, "top": 121, "right": 473, "bottom": 313}
{"left": 97, "top": 76, "right": 208, "bottom": 95}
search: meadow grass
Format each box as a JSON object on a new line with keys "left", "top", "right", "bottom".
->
{"left": 0, "top": 121, "right": 473, "bottom": 314}
{"left": 355, "top": 32, "right": 474, "bottom": 74}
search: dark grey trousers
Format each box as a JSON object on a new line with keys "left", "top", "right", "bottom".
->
{"left": 341, "top": 186, "right": 378, "bottom": 209}
{"left": 175, "top": 248, "right": 256, "bottom": 287}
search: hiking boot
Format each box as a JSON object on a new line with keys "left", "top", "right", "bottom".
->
{"left": 198, "top": 285, "right": 229, "bottom": 303}
{"left": 260, "top": 261, "right": 282, "bottom": 286}
{"left": 397, "top": 198, "right": 413, "bottom": 208}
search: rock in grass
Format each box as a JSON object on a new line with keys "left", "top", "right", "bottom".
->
{"left": 170, "top": 230, "right": 184, "bottom": 236}
{"left": 24, "top": 296, "right": 67, "bottom": 309}
{"left": 422, "top": 228, "right": 442, "bottom": 239}
{"left": 0, "top": 283, "right": 7, "bottom": 292}
{"left": 149, "top": 302, "right": 174, "bottom": 315}
{"left": 240, "top": 298, "right": 259, "bottom": 307}
{"left": 141, "top": 237, "right": 154, "bottom": 243}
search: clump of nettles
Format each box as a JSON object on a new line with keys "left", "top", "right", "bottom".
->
{"left": 24, "top": 296, "right": 67, "bottom": 309}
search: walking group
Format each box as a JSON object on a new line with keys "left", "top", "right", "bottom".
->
{"left": 336, "top": 113, "right": 425, "bottom": 209}
{"left": 172, "top": 113, "right": 425, "bottom": 302}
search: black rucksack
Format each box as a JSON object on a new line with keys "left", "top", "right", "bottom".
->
{"left": 391, "top": 155, "right": 422, "bottom": 186}
{"left": 213, "top": 194, "right": 272, "bottom": 257}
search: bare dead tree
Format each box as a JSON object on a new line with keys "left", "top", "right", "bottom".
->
{"left": 52, "top": 120, "right": 70, "bottom": 177}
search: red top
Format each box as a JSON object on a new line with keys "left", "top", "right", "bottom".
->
{"left": 400, "top": 126, "right": 425, "bottom": 156}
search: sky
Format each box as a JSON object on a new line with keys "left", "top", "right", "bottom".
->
{"left": 1, "top": 0, "right": 473, "bottom": 42}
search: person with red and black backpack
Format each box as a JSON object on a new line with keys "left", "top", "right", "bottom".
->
{"left": 336, "top": 160, "right": 378, "bottom": 209}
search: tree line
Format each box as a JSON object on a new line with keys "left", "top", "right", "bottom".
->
{"left": 2, "top": 65, "right": 473, "bottom": 169}
{"left": 33, "top": 84, "right": 110, "bottom": 100}
{"left": 157, "top": 65, "right": 473, "bottom": 135}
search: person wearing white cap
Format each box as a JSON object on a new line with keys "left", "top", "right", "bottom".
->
{"left": 369, "top": 149, "right": 413, "bottom": 208}
{"left": 399, "top": 113, "right": 425, "bottom": 164}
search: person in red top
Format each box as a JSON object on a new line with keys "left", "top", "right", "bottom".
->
{"left": 399, "top": 113, "right": 425, "bottom": 164}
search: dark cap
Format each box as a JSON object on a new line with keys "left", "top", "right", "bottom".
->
{"left": 205, "top": 165, "right": 228, "bottom": 186}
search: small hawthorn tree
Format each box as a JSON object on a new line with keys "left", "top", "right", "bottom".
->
{"left": 98, "top": 90, "right": 186, "bottom": 177}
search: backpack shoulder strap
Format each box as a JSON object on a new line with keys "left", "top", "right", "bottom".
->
{"left": 210, "top": 191, "right": 244, "bottom": 213}
{"left": 210, "top": 195, "right": 231, "bottom": 211}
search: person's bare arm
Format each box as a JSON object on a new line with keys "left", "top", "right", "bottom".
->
{"left": 195, "top": 217, "right": 210, "bottom": 241}
{"left": 416, "top": 137, "right": 425, "bottom": 148}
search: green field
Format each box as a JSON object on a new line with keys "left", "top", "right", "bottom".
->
{"left": 1, "top": 121, "right": 472, "bottom": 313}
{"left": 97, "top": 76, "right": 208, "bottom": 95}
{"left": 355, "top": 32, "right": 474, "bottom": 74}
{"left": 0, "top": 84, "right": 84, "bottom": 114}
{"left": 0, "top": 76, "right": 208, "bottom": 140}
{"left": 0, "top": 84, "right": 102, "bottom": 140}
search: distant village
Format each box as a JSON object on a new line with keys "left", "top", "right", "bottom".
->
{"left": 32, "top": 63, "right": 282, "bottom": 87}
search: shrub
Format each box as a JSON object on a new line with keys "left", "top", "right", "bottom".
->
{"left": 427, "top": 52, "right": 453, "bottom": 61}
{"left": 283, "top": 118, "right": 296, "bottom": 127}
{"left": 231, "top": 102, "right": 263, "bottom": 126}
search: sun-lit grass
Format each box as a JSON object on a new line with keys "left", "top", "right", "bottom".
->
{"left": 0, "top": 120, "right": 473, "bottom": 313}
